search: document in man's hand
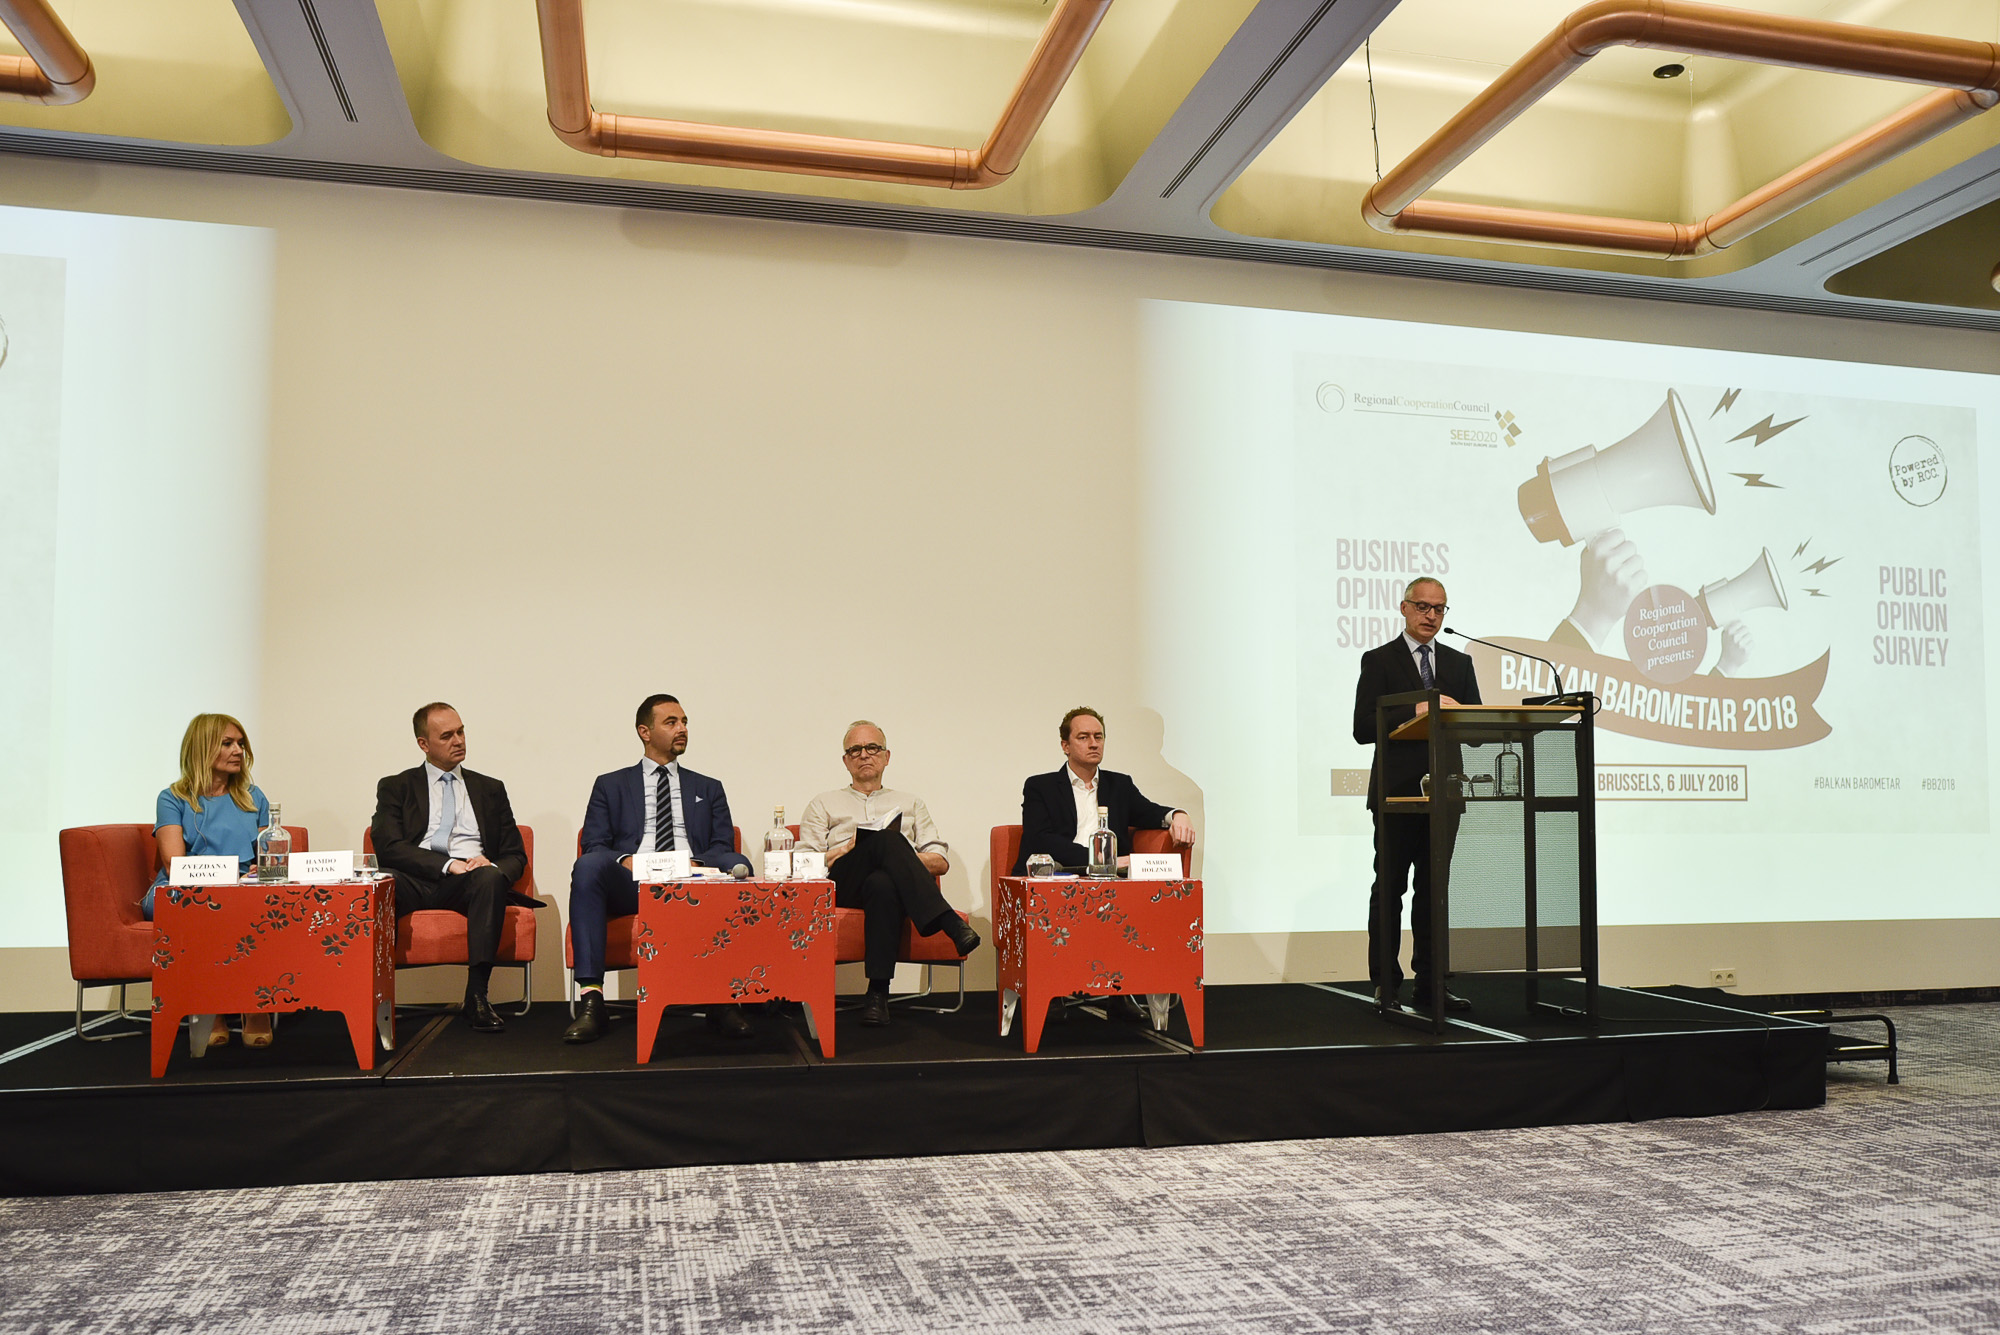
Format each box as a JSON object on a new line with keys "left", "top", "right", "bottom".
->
{"left": 852, "top": 811, "right": 904, "bottom": 840}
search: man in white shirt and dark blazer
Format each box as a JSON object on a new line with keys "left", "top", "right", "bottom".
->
{"left": 371, "top": 703, "right": 534, "bottom": 1033}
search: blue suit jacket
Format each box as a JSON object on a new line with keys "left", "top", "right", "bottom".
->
{"left": 579, "top": 762, "right": 749, "bottom": 872}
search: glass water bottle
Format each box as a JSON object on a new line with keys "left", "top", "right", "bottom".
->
{"left": 1495, "top": 743, "right": 1523, "bottom": 799}
{"left": 1087, "top": 806, "right": 1117, "bottom": 878}
{"left": 763, "top": 806, "right": 795, "bottom": 879}
{"left": 255, "top": 804, "right": 291, "bottom": 882}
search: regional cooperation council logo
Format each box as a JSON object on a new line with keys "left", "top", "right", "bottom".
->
{"left": 1315, "top": 383, "right": 1346, "bottom": 413}
{"left": 1888, "top": 435, "right": 1946, "bottom": 507}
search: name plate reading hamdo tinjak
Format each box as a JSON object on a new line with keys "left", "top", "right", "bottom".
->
{"left": 631, "top": 850, "right": 693, "bottom": 882}
{"left": 791, "top": 849, "right": 827, "bottom": 880}
{"left": 1127, "top": 853, "right": 1183, "bottom": 881}
{"left": 290, "top": 851, "right": 355, "bottom": 883}
{"left": 169, "top": 856, "right": 238, "bottom": 886}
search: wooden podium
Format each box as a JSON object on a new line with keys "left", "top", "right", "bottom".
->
{"left": 1377, "top": 694, "right": 1599, "bottom": 1032}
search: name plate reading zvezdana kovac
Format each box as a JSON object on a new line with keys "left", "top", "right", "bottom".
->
{"left": 169, "top": 856, "right": 238, "bottom": 886}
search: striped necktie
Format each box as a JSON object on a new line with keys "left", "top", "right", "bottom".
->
{"left": 654, "top": 767, "right": 677, "bottom": 851}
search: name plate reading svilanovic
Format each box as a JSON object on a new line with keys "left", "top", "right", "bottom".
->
{"left": 791, "top": 849, "right": 827, "bottom": 880}
{"left": 290, "top": 851, "right": 355, "bottom": 883}
{"left": 1127, "top": 853, "right": 1183, "bottom": 881}
{"left": 169, "top": 855, "right": 238, "bottom": 886}
{"left": 631, "top": 850, "right": 693, "bottom": 882}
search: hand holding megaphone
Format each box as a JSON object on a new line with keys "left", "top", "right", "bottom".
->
{"left": 1565, "top": 527, "right": 1650, "bottom": 644}
{"left": 1714, "top": 621, "right": 1753, "bottom": 677}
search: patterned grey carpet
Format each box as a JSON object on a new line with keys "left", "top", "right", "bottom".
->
{"left": 1, "top": 1003, "right": 1995, "bottom": 1334}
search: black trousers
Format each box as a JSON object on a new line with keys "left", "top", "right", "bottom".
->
{"left": 390, "top": 864, "right": 514, "bottom": 975}
{"left": 832, "top": 834, "right": 951, "bottom": 981}
{"left": 1368, "top": 810, "right": 1456, "bottom": 993}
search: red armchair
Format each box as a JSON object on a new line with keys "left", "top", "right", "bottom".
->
{"left": 60, "top": 821, "right": 308, "bottom": 1041}
{"left": 364, "top": 826, "right": 541, "bottom": 1014}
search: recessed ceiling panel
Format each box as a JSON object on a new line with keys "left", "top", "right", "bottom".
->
{"left": 378, "top": 0, "right": 1257, "bottom": 215}
{"left": 0, "top": 0, "right": 290, "bottom": 145}
{"left": 1212, "top": 0, "right": 2000, "bottom": 277}
{"left": 1827, "top": 197, "right": 2000, "bottom": 309}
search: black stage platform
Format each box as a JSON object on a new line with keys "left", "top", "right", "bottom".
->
{"left": 0, "top": 978, "right": 1827, "bottom": 1196}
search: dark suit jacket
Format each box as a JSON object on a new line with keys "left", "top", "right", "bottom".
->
{"left": 371, "top": 765, "right": 530, "bottom": 888}
{"left": 1351, "top": 636, "right": 1483, "bottom": 810}
{"left": 579, "top": 762, "right": 749, "bottom": 873}
{"left": 1014, "top": 767, "right": 1177, "bottom": 874}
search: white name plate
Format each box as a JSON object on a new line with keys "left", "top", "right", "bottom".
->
{"left": 290, "top": 851, "right": 355, "bottom": 883}
{"left": 169, "top": 856, "right": 238, "bottom": 886}
{"left": 1128, "top": 853, "right": 1183, "bottom": 881}
{"left": 792, "top": 849, "right": 827, "bottom": 880}
{"left": 762, "top": 849, "right": 793, "bottom": 880}
{"left": 632, "top": 850, "right": 693, "bottom": 882}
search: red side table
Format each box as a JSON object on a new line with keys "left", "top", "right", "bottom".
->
{"left": 634, "top": 878, "right": 837, "bottom": 1061}
{"left": 994, "top": 875, "right": 1204, "bottom": 1053}
{"left": 149, "top": 876, "right": 396, "bottom": 1076}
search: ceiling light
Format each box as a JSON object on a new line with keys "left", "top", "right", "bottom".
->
{"left": 1652, "top": 63, "right": 1686, "bottom": 79}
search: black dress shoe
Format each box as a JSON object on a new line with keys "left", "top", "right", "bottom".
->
{"left": 1413, "top": 985, "right": 1473, "bottom": 1013}
{"left": 858, "top": 990, "right": 892, "bottom": 1027}
{"left": 563, "top": 992, "right": 610, "bottom": 1044}
{"left": 707, "top": 1004, "right": 755, "bottom": 1040}
{"left": 466, "top": 992, "right": 506, "bottom": 1033}
{"left": 1374, "top": 985, "right": 1405, "bottom": 1013}
{"left": 945, "top": 919, "right": 981, "bottom": 957}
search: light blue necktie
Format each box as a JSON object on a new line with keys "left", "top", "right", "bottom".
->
{"left": 1418, "top": 643, "right": 1435, "bottom": 689}
{"left": 429, "top": 774, "right": 457, "bottom": 854}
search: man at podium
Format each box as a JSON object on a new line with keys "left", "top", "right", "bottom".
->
{"left": 1351, "top": 577, "right": 1481, "bottom": 1015}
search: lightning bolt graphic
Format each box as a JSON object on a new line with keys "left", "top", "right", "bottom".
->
{"left": 1712, "top": 388, "right": 1741, "bottom": 418}
{"left": 1803, "top": 556, "right": 1841, "bottom": 574}
{"left": 1793, "top": 539, "right": 1811, "bottom": 558}
{"left": 1730, "top": 473, "right": 1781, "bottom": 488}
{"left": 1730, "top": 414, "right": 1806, "bottom": 446}
{"left": 1804, "top": 588, "right": 1829, "bottom": 598}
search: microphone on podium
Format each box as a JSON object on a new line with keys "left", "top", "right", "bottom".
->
{"left": 1442, "top": 627, "right": 1588, "bottom": 707}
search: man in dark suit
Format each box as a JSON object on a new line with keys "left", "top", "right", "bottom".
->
{"left": 1013, "top": 707, "right": 1194, "bottom": 875}
{"left": 371, "top": 702, "right": 535, "bottom": 1033}
{"left": 562, "top": 693, "right": 752, "bottom": 1045}
{"left": 1351, "top": 578, "right": 1481, "bottom": 1015}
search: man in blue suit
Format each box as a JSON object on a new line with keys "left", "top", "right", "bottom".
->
{"left": 563, "top": 693, "right": 752, "bottom": 1045}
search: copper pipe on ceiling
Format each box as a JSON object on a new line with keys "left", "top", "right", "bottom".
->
{"left": 535, "top": 0, "right": 1112, "bottom": 189}
{"left": 0, "top": 0, "right": 93, "bottom": 104}
{"left": 1360, "top": 0, "right": 2000, "bottom": 259}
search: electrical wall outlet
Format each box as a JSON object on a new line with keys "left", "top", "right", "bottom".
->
{"left": 1709, "top": 968, "right": 1738, "bottom": 988}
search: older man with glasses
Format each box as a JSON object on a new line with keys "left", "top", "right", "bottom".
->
{"left": 1351, "top": 577, "right": 1481, "bottom": 1016}
{"left": 798, "top": 721, "right": 979, "bottom": 1027}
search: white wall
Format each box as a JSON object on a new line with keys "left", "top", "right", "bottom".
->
{"left": 5, "top": 153, "right": 1994, "bottom": 1010}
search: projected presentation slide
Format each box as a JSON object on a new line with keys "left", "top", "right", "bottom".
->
{"left": 1140, "top": 301, "right": 2000, "bottom": 934}
{"left": 0, "top": 204, "right": 274, "bottom": 951}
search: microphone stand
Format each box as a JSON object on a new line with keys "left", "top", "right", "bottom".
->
{"left": 1443, "top": 627, "right": 1592, "bottom": 707}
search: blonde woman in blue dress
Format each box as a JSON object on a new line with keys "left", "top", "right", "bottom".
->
{"left": 148, "top": 713, "right": 275, "bottom": 1049}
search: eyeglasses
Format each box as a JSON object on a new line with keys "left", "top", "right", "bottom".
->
{"left": 843, "top": 744, "right": 887, "bottom": 758}
{"left": 1404, "top": 600, "right": 1448, "bottom": 616}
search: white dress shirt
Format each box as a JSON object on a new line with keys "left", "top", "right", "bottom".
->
{"left": 422, "top": 761, "right": 484, "bottom": 861}
{"left": 1068, "top": 764, "right": 1102, "bottom": 844}
{"left": 640, "top": 757, "right": 690, "bottom": 852}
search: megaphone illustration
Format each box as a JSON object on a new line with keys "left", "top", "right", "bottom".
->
{"left": 1697, "top": 548, "right": 1788, "bottom": 627}
{"left": 1517, "top": 390, "right": 1716, "bottom": 546}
